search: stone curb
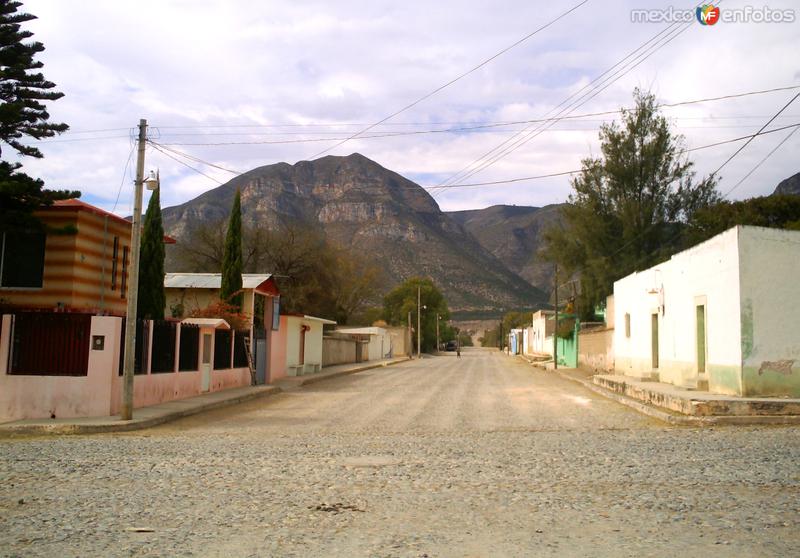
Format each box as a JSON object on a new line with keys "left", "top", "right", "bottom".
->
{"left": 0, "top": 358, "right": 412, "bottom": 437}
{"left": 516, "top": 355, "right": 800, "bottom": 426}
{"left": 0, "top": 386, "right": 283, "bottom": 437}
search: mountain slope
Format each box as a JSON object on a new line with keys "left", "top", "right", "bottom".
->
{"left": 161, "top": 154, "right": 546, "bottom": 311}
{"left": 447, "top": 204, "right": 565, "bottom": 293}
{"left": 774, "top": 171, "right": 800, "bottom": 196}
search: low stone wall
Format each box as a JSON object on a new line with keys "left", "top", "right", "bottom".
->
{"left": 578, "top": 327, "right": 614, "bottom": 372}
{"left": 322, "top": 336, "right": 357, "bottom": 367}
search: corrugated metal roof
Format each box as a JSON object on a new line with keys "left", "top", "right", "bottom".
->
{"left": 165, "top": 273, "right": 272, "bottom": 290}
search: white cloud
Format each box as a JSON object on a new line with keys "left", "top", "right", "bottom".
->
{"left": 11, "top": 0, "right": 800, "bottom": 215}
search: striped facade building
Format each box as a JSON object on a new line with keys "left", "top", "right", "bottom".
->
{"left": 0, "top": 199, "right": 165, "bottom": 315}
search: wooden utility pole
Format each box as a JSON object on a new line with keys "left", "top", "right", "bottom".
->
{"left": 417, "top": 285, "right": 421, "bottom": 358}
{"left": 436, "top": 314, "right": 440, "bottom": 352}
{"left": 553, "top": 262, "right": 558, "bottom": 370}
{"left": 121, "top": 119, "right": 147, "bottom": 420}
{"left": 408, "top": 311, "right": 412, "bottom": 357}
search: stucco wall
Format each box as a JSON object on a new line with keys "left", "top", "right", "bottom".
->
{"left": 530, "top": 311, "right": 554, "bottom": 355}
{"left": 738, "top": 227, "right": 800, "bottom": 396}
{"left": 1, "top": 209, "right": 131, "bottom": 315}
{"left": 578, "top": 327, "right": 614, "bottom": 372}
{"left": 0, "top": 314, "right": 251, "bottom": 422}
{"left": 0, "top": 316, "right": 120, "bottom": 422}
{"left": 614, "top": 227, "right": 743, "bottom": 392}
{"left": 285, "top": 316, "right": 325, "bottom": 368}
{"left": 269, "top": 319, "right": 288, "bottom": 382}
{"left": 322, "top": 337, "right": 358, "bottom": 366}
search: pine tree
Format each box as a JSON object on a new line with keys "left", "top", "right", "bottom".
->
{"left": 0, "top": 1, "right": 69, "bottom": 158}
{"left": 0, "top": 1, "right": 75, "bottom": 235}
{"left": 220, "top": 189, "right": 243, "bottom": 311}
{"left": 137, "top": 186, "right": 166, "bottom": 319}
{"left": 544, "top": 89, "right": 719, "bottom": 318}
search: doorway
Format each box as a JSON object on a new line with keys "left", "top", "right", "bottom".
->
{"left": 651, "top": 313, "right": 659, "bottom": 370}
{"left": 696, "top": 304, "right": 707, "bottom": 373}
{"left": 201, "top": 332, "right": 212, "bottom": 392}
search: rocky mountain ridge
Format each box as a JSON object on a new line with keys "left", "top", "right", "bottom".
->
{"left": 161, "top": 153, "right": 546, "bottom": 311}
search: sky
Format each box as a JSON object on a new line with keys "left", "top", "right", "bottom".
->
{"left": 11, "top": 0, "right": 800, "bottom": 215}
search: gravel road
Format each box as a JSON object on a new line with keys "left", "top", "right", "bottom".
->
{"left": 2, "top": 348, "right": 798, "bottom": 557}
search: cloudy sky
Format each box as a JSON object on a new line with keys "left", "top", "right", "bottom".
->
{"left": 12, "top": 0, "right": 800, "bottom": 214}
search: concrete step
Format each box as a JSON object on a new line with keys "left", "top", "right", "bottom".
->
{"left": 593, "top": 374, "right": 800, "bottom": 417}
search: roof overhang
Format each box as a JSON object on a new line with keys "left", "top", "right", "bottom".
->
{"left": 181, "top": 317, "right": 231, "bottom": 330}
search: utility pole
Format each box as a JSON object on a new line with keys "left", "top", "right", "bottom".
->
{"left": 553, "top": 262, "right": 558, "bottom": 370}
{"left": 417, "top": 285, "right": 421, "bottom": 359}
{"left": 121, "top": 119, "right": 148, "bottom": 420}
{"left": 436, "top": 314, "right": 440, "bottom": 352}
{"left": 407, "top": 311, "right": 412, "bottom": 357}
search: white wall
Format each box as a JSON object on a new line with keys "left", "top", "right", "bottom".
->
{"left": 530, "top": 311, "right": 554, "bottom": 356}
{"left": 285, "top": 316, "right": 325, "bottom": 367}
{"left": 738, "top": 227, "right": 800, "bottom": 396}
{"left": 614, "top": 227, "right": 743, "bottom": 391}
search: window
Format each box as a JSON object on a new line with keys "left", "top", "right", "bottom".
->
{"left": 625, "top": 313, "right": 631, "bottom": 338}
{"left": 121, "top": 246, "right": 129, "bottom": 298}
{"left": 0, "top": 231, "right": 46, "bottom": 288}
{"left": 111, "top": 236, "right": 119, "bottom": 290}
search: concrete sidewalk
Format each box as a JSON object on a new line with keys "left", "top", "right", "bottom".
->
{"left": 516, "top": 354, "right": 800, "bottom": 425}
{"left": 0, "top": 357, "right": 411, "bottom": 436}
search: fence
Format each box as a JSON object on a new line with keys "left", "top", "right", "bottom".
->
{"left": 151, "top": 320, "right": 178, "bottom": 373}
{"left": 118, "top": 319, "right": 149, "bottom": 375}
{"left": 8, "top": 312, "right": 92, "bottom": 376}
{"left": 214, "top": 329, "right": 232, "bottom": 369}
{"left": 1, "top": 313, "right": 255, "bottom": 422}
{"left": 178, "top": 324, "right": 200, "bottom": 371}
{"left": 233, "top": 330, "right": 250, "bottom": 368}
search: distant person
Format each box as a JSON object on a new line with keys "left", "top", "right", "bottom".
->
{"left": 456, "top": 345, "right": 461, "bottom": 359}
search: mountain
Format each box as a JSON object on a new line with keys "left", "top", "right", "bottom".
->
{"left": 447, "top": 204, "right": 565, "bottom": 292}
{"left": 773, "top": 172, "right": 800, "bottom": 196}
{"left": 161, "top": 153, "right": 546, "bottom": 311}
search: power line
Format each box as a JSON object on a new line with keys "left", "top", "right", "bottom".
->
{"left": 149, "top": 142, "right": 224, "bottom": 185}
{"left": 307, "top": 0, "right": 591, "bottom": 159}
{"left": 436, "top": 10, "right": 704, "bottom": 193}
{"left": 428, "top": 122, "right": 800, "bottom": 191}
{"left": 149, "top": 122, "right": 800, "bottom": 194}
{"left": 553, "top": 89, "right": 800, "bottom": 291}
{"left": 709, "top": 91, "right": 800, "bottom": 178}
{"left": 33, "top": 82, "right": 800, "bottom": 147}
{"left": 723, "top": 125, "right": 800, "bottom": 198}
{"left": 435, "top": 0, "right": 727, "bottom": 195}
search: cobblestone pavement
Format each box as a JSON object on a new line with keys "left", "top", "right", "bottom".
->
{"left": 2, "top": 349, "right": 799, "bottom": 557}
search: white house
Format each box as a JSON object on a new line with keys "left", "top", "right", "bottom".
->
{"left": 613, "top": 226, "right": 800, "bottom": 397}
{"left": 526, "top": 310, "right": 555, "bottom": 356}
{"left": 335, "top": 327, "right": 393, "bottom": 361}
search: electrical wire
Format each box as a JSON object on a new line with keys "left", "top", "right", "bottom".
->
{"left": 434, "top": 0, "right": 724, "bottom": 195}
{"left": 307, "top": 0, "right": 591, "bottom": 159}
{"left": 147, "top": 122, "right": 800, "bottom": 192}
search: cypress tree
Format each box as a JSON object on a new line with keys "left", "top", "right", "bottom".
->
{"left": 137, "top": 186, "right": 166, "bottom": 319}
{"left": 220, "top": 189, "right": 243, "bottom": 311}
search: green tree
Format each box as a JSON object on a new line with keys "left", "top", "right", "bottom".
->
{"left": 686, "top": 194, "right": 800, "bottom": 244}
{"left": 544, "top": 89, "right": 719, "bottom": 319}
{"left": 0, "top": 2, "right": 76, "bottom": 235}
{"left": 137, "top": 186, "right": 165, "bottom": 319}
{"left": 220, "top": 189, "right": 243, "bottom": 310}
{"left": 480, "top": 311, "right": 531, "bottom": 348}
{"left": 382, "top": 277, "right": 450, "bottom": 352}
{"left": 171, "top": 217, "right": 384, "bottom": 323}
